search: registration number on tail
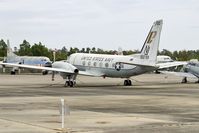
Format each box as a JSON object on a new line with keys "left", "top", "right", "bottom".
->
{"left": 140, "top": 55, "right": 149, "bottom": 59}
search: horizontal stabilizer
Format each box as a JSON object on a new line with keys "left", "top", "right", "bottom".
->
{"left": 156, "top": 61, "right": 187, "bottom": 69}
{"left": 117, "top": 61, "right": 157, "bottom": 68}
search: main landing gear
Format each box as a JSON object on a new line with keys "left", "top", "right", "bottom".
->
{"left": 124, "top": 79, "right": 132, "bottom": 86}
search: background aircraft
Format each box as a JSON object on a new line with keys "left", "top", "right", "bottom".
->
{"left": 0, "top": 20, "right": 185, "bottom": 87}
{"left": 157, "top": 55, "right": 173, "bottom": 63}
{"left": 161, "top": 60, "right": 199, "bottom": 83}
{"left": 3, "top": 40, "right": 52, "bottom": 74}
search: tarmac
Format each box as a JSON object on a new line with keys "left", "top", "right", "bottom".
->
{"left": 0, "top": 73, "right": 199, "bottom": 133}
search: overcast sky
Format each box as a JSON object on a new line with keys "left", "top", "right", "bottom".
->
{"left": 0, "top": 0, "right": 198, "bottom": 51}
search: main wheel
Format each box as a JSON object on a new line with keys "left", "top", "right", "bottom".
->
{"left": 128, "top": 80, "right": 132, "bottom": 86}
{"left": 124, "top": 80, "right": 128, "bottom": 86}
{"left": 11, "top": 71, "right": 16, "bottom": 75}
{"left": 69, "top": 81, "right": 74, "bottom": 87}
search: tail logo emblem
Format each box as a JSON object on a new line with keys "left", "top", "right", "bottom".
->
{"left": 143, "top": 31, "right": 157, "bottom": 55}
{"left": 147, "top": 31, "right": 157, "bottom": 44}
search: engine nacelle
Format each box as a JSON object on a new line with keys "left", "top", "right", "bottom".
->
{"left": 52, "top": 61, "right": 79, "bottom": 74}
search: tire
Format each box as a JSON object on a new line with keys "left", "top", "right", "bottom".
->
{"left": 11, "top": 71, "right": 16, "bottom": 75}
{"left": 128, "top": 80, "right": 132, "bottom": 86}
{"left": 69, "top": 81, "right": 74, "bottom": 87}
{"left": 124, "top": 80, "right": 128, "bottom": 86}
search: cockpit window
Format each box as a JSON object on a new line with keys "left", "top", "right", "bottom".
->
{"left": 189, "top": 62, "right": 196, "bottom": 66}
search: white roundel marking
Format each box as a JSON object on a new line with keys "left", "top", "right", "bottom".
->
{"left": 115, "top": 63, "right": 121, "bottom": 71}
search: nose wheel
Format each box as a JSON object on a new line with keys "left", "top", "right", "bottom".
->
{"left": 64, "top": 75, "right": 77, "bottom": 87}
{"left": 124, "top": 79, "right": 132, "bottom": 86}
{"left": 65, "top": 80, "right": 76, "bottom": 87}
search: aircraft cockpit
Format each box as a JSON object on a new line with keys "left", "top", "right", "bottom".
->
{"left": 188, "top": 62, "right": 199, "bottom": 67}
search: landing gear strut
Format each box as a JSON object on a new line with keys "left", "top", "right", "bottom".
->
{"left": 124, "top": 79, "right": 132, "bottom": 86}
{"left": 181, "top": 77, "right": 187, "bottom": 83}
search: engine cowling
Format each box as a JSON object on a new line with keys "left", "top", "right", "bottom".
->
{"left": 52, "top": 61, "right": 79, "bottom": 74}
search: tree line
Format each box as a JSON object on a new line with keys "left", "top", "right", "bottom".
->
{"left": 0, "top": 39, "right": 198, "bottom": 61}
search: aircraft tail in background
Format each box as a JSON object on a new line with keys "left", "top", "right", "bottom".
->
{"left": 7, "top": 40, "right": 17, "bottom": 57}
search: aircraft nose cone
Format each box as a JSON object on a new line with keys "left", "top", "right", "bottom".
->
{"left": 44, "top": 62, "right": 52, "bottom": 67}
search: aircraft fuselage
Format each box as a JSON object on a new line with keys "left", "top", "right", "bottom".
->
{"left": 68, "top": 53, "right": 156, "bottom": 78}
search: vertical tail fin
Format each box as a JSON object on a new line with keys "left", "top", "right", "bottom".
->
{"left": 140, "top": 20, "right": 163, "bottom": 65}
{"left": 7, "top": 40, "right": 17, "bottom": 57}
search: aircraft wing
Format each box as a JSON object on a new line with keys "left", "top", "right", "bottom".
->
{"left": 0, "top": 62, "right": 104, "bottom": 76}
{"left": 156, "top": 61, "right": 187, "bottom": 69}
{"left": 160, "top": 71, "right": 196, "bottom": 78}
{"left": 0, "top": 62, "right": 74, "bottom": 74}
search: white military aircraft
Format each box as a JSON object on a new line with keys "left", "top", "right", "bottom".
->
{"left": 0, "top": 20, "right": 185, "bottom": 87}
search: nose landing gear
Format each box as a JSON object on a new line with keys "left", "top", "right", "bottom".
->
{"left": 65, "top": 80, "right": 76, "bottom": 87}
{"left": 64, "top": 75, "right": 77, "bottom": 87}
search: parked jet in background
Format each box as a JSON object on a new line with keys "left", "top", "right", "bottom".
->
{"left": 3, "top": 40, "right": 52, "bottom": 74}
{"left": 161, "top": 60, "right": 199, "bottom": 83}
{"left": 0, "top": 20, "right": 186, "bottom": 87}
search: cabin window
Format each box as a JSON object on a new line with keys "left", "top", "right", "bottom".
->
{"left": 99, "top": 62, "right": 103, "bottom": 67}
{"left": 112, "top": 63, "right": 115, "bottom": 68}
{"left": 105, "top": 63, "right": 109, "bottom": 68}
{"left": 93, "top": 62, "right": 97, "bottom": 67}
{"left": 82, "top": 61, "right": 86, "bottom": 66}
{"left": 88, "top": 61, "right": 91, "bottom": 66}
